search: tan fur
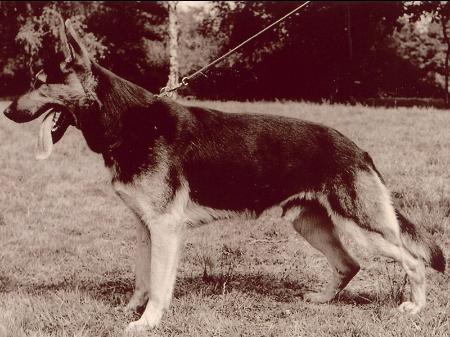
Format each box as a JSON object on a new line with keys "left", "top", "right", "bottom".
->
{"left": 115, "top": 174, "right": 185, "bottom": 331}
{"left": 114, "top": 163, "right": 255, "bottom": 331}
{"left": 124, "top": 219, "right": 151, "bottom": 312}
{"left": 280, "top": 191, "right": 320, "bottom": 206}
{"left": 314, "top": 170, "right": 427, "bottom": 313}
{"left": 291, "top": 204, "right": 360, "bottom": 303}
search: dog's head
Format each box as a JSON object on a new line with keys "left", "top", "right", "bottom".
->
{"left": 4, "top": 17, "right": 98, "bottom": 159}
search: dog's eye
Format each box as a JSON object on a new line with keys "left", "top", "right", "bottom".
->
{"left": 34, "top": 69, "right": 48, "bottom": 85}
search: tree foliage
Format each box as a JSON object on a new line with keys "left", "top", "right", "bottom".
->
{"left": 0, "top": 1, "right": 447, "bottom": 102}
{"left": 193, "top": 1, "right": 439, "bottom": 100}
{"left": 84, "top": 2, "right": 168, "bottom": 92}
{"left": 394, "top": 17, "right": 446, "bottom": 89}
{"left": 0, "top": 1, "right": 168, "bottom": 96}
{"left": 16, "top": 5, "right": 106, "bottom": 70}
{"left": 402, "top": 1, "right": 450, "bottom": 103}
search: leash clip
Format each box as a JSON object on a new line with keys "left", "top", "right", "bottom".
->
{"left": 157, "top": 77, "right": 189, "bottom": 98}
{"left": 159, "top": 86, "right": 168, "bottom": 96}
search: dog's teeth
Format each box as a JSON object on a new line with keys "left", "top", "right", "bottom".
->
{"left": 51, "top": 112, "right": 61, "bottom": 131}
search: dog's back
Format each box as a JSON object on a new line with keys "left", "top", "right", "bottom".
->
{"left": 174, "top": 105, "right": 372, "bottom": 214}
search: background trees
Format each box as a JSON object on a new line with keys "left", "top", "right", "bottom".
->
{"left": 401, "top": 1, "right": 450, "bottom": 104}
{"left": 0, "top": 1, "right": 447, "bottom": 104}
{"left": 0, "top": 1, "right": 167, "bottom": 96}
{"left": 193, "top": 1, "right": 440, "bottom": 101}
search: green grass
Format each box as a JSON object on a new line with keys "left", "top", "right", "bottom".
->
{"left": 0, "top": 100, "right": 448, "bottom": 336}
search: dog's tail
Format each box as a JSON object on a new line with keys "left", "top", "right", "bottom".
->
{"left": 396, "top": 208, "right": 445, "bottom": 273}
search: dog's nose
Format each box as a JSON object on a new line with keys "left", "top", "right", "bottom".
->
{"left": 3, "top": 101, "right": 17, "bottom": 120}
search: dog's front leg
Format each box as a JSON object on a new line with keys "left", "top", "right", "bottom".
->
{"left": 125, "top": 218, "right": 184, "bottom": 332}
{"left": 125, "top": 219, "right": 152, "bottom": 312}
{"left": 113, "top": 186, "right": 153, "bottom": 312}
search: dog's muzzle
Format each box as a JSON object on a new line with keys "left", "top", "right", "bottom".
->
{"left": 3, "top": 100, "right": 37, "bottom": 123}
{"left": 3, "top": 101, "right": 18, "bottom": 121}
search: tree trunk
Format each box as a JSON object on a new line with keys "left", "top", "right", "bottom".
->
{"left": 336, "top": 4, "right": 353, "bottom": 102}
{"left": 345, "top": 4, "right": 354, "bottom": 102}
{"left": 441, "top": 16, "right": 449, "bottom": 106}
{"left": 166, "top": 1, "right": 179, "bottom": 99}
{"left": 346, "top": 4, "right": 353, "bottom": 61}
{"left": 445, "top": 46, "right": 449, "bottom": 106}
{"left": 26, "top": 2, "right": 34, "bottom": 80}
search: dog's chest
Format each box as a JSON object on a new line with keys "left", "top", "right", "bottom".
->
{"left": 111, "top": 166, "right": 252, "bottom": 226}
{"left": 111, "top": 161, "right": 174, "bottom": 221}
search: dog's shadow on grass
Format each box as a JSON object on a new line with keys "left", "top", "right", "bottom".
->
{"left": 0, "top": 273, "right": 379, "bottom": 308}
{"left": 0, "top": 274, "right": 133, "bottom": 307}
{"left": 176, "top": 273, "right": 305, "bottom": 303}
{"left": 174, "top": 274, "right": 379, "bottom": 306}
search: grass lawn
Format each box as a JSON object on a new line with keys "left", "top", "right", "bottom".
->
{"left": 0, "top": 100, "right": 448, "bottom": 336}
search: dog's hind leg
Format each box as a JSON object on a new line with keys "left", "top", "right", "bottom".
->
{"left": 290, "top": 202, "right": 360, "bottom": 303}
{"left": 366, "top": 231, "right": 426, "bottom": 314}
{"left": 322, "top": 170, "right": 430, "bottom": 314}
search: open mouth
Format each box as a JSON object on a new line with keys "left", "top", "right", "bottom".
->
{"left": 47, "top": 108, "right": 73, "bottom": 143}
{"left": 36, "top": 106, "right": 74, "bottom": 160}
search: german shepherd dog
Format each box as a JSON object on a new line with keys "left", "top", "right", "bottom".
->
{"left": 4, "top": 20, "right": 445, "bottom": 332}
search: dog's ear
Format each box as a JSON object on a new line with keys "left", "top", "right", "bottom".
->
{"left": 63, "top": 19, "right": 91, "bottom": 69}
{"left": 56, "top": 14, "right": 72, "bottom": 63}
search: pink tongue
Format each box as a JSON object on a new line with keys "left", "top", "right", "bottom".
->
{"left": 36, "top": 109, "right": 55, "bottom": 160}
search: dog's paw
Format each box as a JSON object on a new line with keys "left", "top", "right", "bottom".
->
{"left": 303, "top": 291, "right": 334, "bottom": 303}
{"left": 125, "top": 306, "right": 163, "bottom": 334}
{"left": 398, "top": 301, "right": 422, "bottom": 315}
{"left": 125, "top": 318, "right": 157, "bottom": 334}
{"left": 125, "top": 319, "right": 148, "bottom": 333}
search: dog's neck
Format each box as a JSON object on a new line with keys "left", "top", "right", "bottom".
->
{"left": 84, "top": 63, "right": 181, "bottom": 182}
{"left": 92, "top": 63, "right": 156, "bottom": 116}
{"left": 79, "top": 63, "right": 158, "bottom": 154}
